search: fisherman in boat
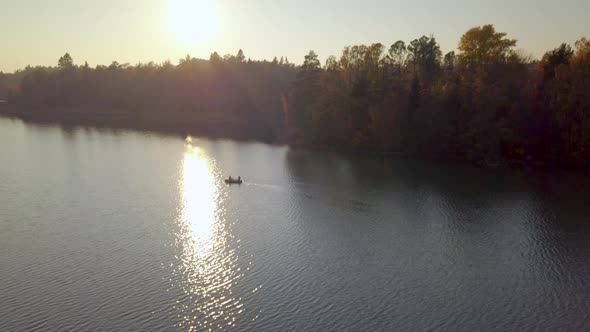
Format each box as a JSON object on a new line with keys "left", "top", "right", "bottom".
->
{"left": 238, "top": 176, "right": 241, "bottom": 181}
{"left": 229, "top": 176, "right": 233, "bottom": 181}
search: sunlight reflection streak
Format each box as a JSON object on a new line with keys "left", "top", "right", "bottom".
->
{"left": 174, "top": 137, "right": 242, "bottom": 331}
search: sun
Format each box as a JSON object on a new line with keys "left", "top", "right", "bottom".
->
{"left": 167, "top": 0, "right": 219, "bottom": 47}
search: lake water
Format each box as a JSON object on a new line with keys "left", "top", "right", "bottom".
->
{"left": 1, "top": 117, "right": 590, "bottom": 331}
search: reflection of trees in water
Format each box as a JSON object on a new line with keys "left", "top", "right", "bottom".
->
{"left": 285, "top": 148, "right": 525, "bottom": 201}
{"left": 284, "top": 148, "right": 590, "bottom": 256}
{"left": 284, "top": 148, "right": 590, "bottom": 327}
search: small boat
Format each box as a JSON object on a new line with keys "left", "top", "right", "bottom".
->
{"left": 224, "top": 177, "right": 243, "bottom": 184}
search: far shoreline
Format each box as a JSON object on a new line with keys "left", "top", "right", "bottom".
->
{"left": 0, "top": 105, "right": 286, "bottom": 145}
{"left": 1, "top": 105, "right": 565, "bottom": 173}
{"left": 0, "top": 105, "right": 285, "bottom": 144}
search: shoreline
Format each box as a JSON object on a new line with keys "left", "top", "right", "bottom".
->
{"left": 0, "top": 106, "right": 572, "bottom": 172}
{"left": 0, "top": 105, "right": 286, "bottom": 145}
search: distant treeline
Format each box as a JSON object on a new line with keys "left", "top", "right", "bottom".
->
{"left": 1, "top": 25, "right": 590, "bottom": 167}
{"left": 0, "top": 52, "right": 296, "bottom": 141}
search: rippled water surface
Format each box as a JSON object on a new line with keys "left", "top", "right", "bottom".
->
{"left": 2, "top": 118, "right": 590, "bottom": 331}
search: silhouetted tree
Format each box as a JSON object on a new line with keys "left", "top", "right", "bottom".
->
{"left": 209, "top": 52, "right": 222, "bottom": 64}
{"left": 58, "top": 53, "right": 74, "bottom": 70}
{"left": 408, "top": 35, "right": 441, "bottom": 81}
{"left": 236, "top": 49, "right": 246, "bottom": 63}
{"left": 387, "top": 41, "right": 407, "bottom": 76}
{"left": 458, "top": 25, "right": 517, "bottom": 68}
{"left": 443, "top": 51, "right": 456, "bottom": 70}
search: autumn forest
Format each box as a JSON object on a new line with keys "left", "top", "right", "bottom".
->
{"left": 1, "top": 25, "right": 589, "bottom": 168}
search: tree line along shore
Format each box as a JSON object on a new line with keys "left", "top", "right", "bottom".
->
{"left": 1, "top": 25, "right": 589, "bottom": 168}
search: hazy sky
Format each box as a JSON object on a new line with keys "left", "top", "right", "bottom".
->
{"left": 1, "top": 0, "right": 589, "bottom": 72}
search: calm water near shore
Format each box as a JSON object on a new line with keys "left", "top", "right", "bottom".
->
{"left": 1, "top": 117, "right": 590, "bottom": 331}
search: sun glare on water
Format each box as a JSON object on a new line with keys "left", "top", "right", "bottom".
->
{"left": 167, "top": 0, "right": 219, "bottom": 47}
{"left": 174, "top": 138, "right": 245, "bottom": 330}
